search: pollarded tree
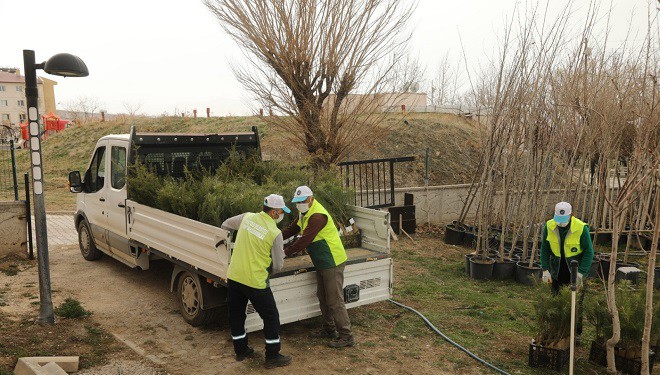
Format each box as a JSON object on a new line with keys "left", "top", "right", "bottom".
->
{"left": 204, "top": 0, "right": 416, "bottom": 168}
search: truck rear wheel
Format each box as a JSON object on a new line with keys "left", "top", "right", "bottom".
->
{"left": 78, "top": 220, "right": 102, "bottom": 261}
{"left": 177, "top": 271, "right": 219, "bottom": 326}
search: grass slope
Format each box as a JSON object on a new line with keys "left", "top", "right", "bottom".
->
{"left": 11, "top": 113, "right": 481, "bottom": 212}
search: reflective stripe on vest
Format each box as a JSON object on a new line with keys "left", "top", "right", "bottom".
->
{"left": 296, "top": 199, "right": 347, "bottom": 270}
{"left": 546, "top": 217, "right": 586, "bottom": 258}
{"left": 227, "top": 212, "right": 280, "bottom": 289}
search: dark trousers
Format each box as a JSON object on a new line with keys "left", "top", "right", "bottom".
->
{"left": 227, "top": 279, "right": 281, "bottom": 359}
{"left": 552, "top": 271, "right": 585, "bottom": 336}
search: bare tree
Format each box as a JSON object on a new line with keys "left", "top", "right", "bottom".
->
{"left": 204, "top": 0, "right": 417, "bottom": 168}
{"left": 62, "top": 96, "right": 102, "bottom": 122}
{"left": 122, "top": 101, "right": 144, "bottom": 117}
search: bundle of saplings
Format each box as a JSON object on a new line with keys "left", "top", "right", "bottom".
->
{"left": 533, "top": 283, "right": 572, "bottom": 349}
{"left": 126, "top": 152, "right": 355, "bottom": 230}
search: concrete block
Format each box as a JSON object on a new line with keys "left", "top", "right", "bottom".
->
{"left": 616, "top": 266, "right": 642, "bottom": 285}
{"left": 0, "top": 200, "right": 27, "bottom": 258}
{"left": 14, "top": 357, "right": 79, "bottom": 375}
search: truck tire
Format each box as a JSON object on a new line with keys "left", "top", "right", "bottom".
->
{"left": 177, "top": 271, "right": 219, "bottom": 327}
{"left": 78, "top": 220, "right": 103, "bottom": 261}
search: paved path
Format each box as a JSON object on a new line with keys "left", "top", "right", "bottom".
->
{"left": 30, "top": 214, "right": 77, "bottom": 246}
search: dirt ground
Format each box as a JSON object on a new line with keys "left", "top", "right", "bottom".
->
{"left": 0, "top": 243, "right": 487, "bottom": 375}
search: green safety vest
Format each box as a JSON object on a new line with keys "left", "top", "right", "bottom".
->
{"left": 227, "top": 212, "right": 281, "bottom": 289}
{"left": 297, "top": 200, "right": 347, "bottom": 270}
{"left": 546, "top": 217, "right": 586, "bottom": 258}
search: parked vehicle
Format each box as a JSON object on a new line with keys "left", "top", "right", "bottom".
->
{"left": 68, "top": 127, "right": 393, "bottom": 331}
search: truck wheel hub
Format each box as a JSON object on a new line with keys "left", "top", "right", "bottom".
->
{"left": 181, "top": 278, "right": 199, "bottom": 314}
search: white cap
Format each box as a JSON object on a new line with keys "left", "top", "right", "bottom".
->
{"left": 291, "top": 185, "right": 313, "bottom": 203}
{"left": 554, "top": 202, "right": 572, "bottom": 224}
{"left": 264, "top": 194, "right": 291, "bottom": 213}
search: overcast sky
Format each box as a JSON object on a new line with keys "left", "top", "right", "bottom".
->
{"left": 0, "top": 0, "right": 652, "bottom": 116}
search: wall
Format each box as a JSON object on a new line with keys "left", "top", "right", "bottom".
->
{"left": 0, "top": 201, "right": 27, "bottom": 258}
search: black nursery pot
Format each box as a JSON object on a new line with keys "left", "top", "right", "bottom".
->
{"left": 464, "top": 231, "right": 478, "bottom": 249}
{"left": 469, "top": 257, "right": 495, "bottom": 280}
{"left": 445, "top": 223, "right": 466, "bottom": 245}
{"left": 465, "top": 253, "right": 476, "bottom": 275}
{"left": 492, "top": 258, "right": 517, "bottom": 281}
{"left": 588, "top": 256, "right": 601, "bottom": 278}
{"left": 655, "top": 267, "right": 660, "bottom": 290}
{"left": 516, "top": 261, "right": 542, "bottom": 286}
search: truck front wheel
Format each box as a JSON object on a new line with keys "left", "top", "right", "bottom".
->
{"left": 177, "top": 271, "right": 219, "bottom": 326}
{"left": 78, "top": 220, "right": 102, "bottom": 261}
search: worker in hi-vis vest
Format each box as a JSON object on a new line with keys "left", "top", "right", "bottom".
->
{"left": 540, "top": 201, "right": 594, "bottom": 344}
{"left": 282, "top": 186, "right": 355, "bottom": 348}
{"left": 221, "top": 194, "right": 292, "bottom": 369}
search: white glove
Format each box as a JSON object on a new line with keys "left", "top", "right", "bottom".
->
{"left": 542, "top": 270, "right": 551, "bottom": 284}
{"left": 576, "top": 273, "right": 583, "bottom": 287}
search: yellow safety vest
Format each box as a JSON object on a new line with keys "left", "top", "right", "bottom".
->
{"left": 227, "top": 212, "right": 281, "bottom": 289}
{"left": 297, "top": 199, "right": 347, "bottom": 270}
{"left": 546, "top": 217, "right": 586, "bottom": 258}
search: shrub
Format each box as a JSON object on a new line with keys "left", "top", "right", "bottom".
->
{"left": 533, "top": 283, "right": 572, "bottom": 348}
{"left": 54, "top": 298, "right": 91, "bottom": 318}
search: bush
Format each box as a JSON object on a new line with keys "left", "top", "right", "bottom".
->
{"left": 127, "top": 153, "right": 355, "bottom": 228}
{"left": 533, "top": 283, "right": 572, "bottom": 348}
{"left": 54, "top": 298, "right": 91, "bottom": 318}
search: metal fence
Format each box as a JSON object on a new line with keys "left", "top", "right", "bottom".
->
{"left": 338, "top": 156, "right": 415, "bottom": 209}
{"left": 0, "top": 138, "right": 19, "bottom": 201}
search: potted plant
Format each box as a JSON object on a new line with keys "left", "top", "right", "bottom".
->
{"left": 529, "top": 283, "right": 572, "bottom": 371}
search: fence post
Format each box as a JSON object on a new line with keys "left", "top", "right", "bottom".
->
{"left": 10, "top": 139, "right": 18, "bottom": 200}
{"left": 425, "top": 146, "right": 430, "bottom": 186}
{"left": 389, "top": 160, "right": 395, "bottom": 206}
{"left": 206, "top": 108, "right": 210, "bottom": 118}
{"left": 24, "top": 172, "right": 34, "bottom": 260}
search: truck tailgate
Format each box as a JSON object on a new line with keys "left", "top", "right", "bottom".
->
{"left": 245, "top": 258, "right": 393, "bottom": 332}
{"left": 126, "top": 200, "right": 230, "bottom": 278}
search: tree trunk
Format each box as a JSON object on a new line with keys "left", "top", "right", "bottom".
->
{"left": 606, "top": 204, "right": 622, "bottom": 374}
{"left": 641, "top": 193, "right": 659, "bottom": 375}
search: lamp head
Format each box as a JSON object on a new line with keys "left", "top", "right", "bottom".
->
{"left": 43, "top": 53, "right": 88, "bottom": 77}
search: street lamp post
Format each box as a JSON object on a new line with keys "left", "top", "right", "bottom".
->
{"left": 23, "top": 49, "right": 88, "bottom": 324}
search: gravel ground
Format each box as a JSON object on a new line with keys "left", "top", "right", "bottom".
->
{"left": 76, "top": 360, "right": 167, "bottom": 375}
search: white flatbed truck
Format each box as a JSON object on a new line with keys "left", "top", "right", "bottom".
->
{"left": 68, "top": 127, "right": 393, "bottom": 332}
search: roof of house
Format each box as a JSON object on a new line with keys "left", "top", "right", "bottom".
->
{"left": 0, "top": 71, "right": 43, "bottom": 84}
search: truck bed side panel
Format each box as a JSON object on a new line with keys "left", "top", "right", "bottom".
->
{"left": 126, "top": 200, "right": 229, "bottom": 278}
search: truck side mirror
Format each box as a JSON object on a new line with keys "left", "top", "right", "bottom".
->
{"left": 68, "top": 171, "right": 83, "bottom": 193}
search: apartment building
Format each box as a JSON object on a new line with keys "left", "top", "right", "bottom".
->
{"left": 0, "top": 67, "right": 57, "bottom": 127}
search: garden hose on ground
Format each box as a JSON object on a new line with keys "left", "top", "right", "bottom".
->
{"left": 388, "top": 299, "right": 511, "bottom": 375}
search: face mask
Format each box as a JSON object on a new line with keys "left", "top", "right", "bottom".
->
{"left": 296, "top": 203, "right": 310, "bottom": 213}
{"left": 557, "top": 221, "right": 569, "bottom": 228}
{"left": 274, "top": 212, "right": 284, "bottom": 224}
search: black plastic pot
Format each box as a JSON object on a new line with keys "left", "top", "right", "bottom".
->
{"left": 445, "top": 223, "right": 466, "bottom": 245}
{"left": 593, "top": 233, "right": 612, "bottom": 246}
{"left": 598, "top": 255, "right": 612, "bottom": 281}
{"left": 655, "top": 267, "right": 660, "bottom": 290}
{"left": 516, "top": 261, "right": 542, "bottom": 286}
{"left": 492, "top": 258, "right": 517, "bottom": 281}
{"left": 465, "top": 253, "right": 476, "bottom": 275}
{"left": 469, "top": 257, "right": 495, "bottom": 280}
{"left": 464, "top": 231, "right": 477, "bottom": 249}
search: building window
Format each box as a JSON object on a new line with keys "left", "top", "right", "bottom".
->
{"left": 19, "top": 114, "right": 27, "bottom": 122}
{"left": 1, "top": 114, "right": 9, "bottom": 122}
{"left": 16, "top": 86, "right": 23, "bottom": 92}
{"left": 0, "top": 100, "right": 8, "bottom": 106}
{"left": 0, "top": 86, "right": 5, "bottom": 92}
{"left": 17, "top": 100, "right": 25, "bottom": 106}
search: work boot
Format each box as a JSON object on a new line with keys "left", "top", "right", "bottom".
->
{"left": 328, "top": 336, "right": 356, "bottom": 348}
{"left": 235, "top": 346, "right": 255, "bottom": 361}
{"left": 575, "top": 335, "right": 582, "bottom": 347}
{"left": 265, "top": 354, "right": 292, "bottom": 369}
{"left": 309, "top": 328, "right": 339, "bottom": 339}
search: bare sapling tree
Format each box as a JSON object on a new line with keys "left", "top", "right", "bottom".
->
{"left": 62, "top": 96, "right": 102, "bottom": 122}
{"left": 122, "top": 101, "right": 144, "bottom": 117}
{"left": 642, "top": 182, "right": 659, "bottom": 375}
{"left": 204, "top": 0, "right": 418, "bottom": 168}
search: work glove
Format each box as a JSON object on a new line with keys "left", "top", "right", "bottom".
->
{"left": 576, "top": 273, "right": 583, "bottom": 287}
{"left": 542, "top": 270, "right": 552, "bottom": 284}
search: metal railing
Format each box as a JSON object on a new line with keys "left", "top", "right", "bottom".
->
{"left": 338, "top": 156, "right": 415, "bottom": 209}
{"left": 0, "top": 138, "right": 19, "bottom": 201}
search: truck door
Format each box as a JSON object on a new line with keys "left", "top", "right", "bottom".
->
{"left": 106, "top": 140, "right": 130, "bottom": 257}
{"left": 84, "top": 141, "right": 109, "bottom": 249}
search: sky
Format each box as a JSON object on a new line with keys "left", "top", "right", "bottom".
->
{"left": 0, "top": 0, "right": 653, "bottom": 116}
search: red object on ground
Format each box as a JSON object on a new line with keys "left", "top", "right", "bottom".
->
{"left": 19, "top": 122, "right": 29, "bottom": 140}
{"left": 43, "top": 112, "right": 59, "bottom": 131}
{"left": 57, "top": 120, "right": 68, "bottom": 131}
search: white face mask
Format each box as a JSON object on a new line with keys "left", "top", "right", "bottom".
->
{"left": 274, "top": 212, "right": 284, "bottom": 224}
{"left": 296, "top": 202, "right": 310, "bottom": 213}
